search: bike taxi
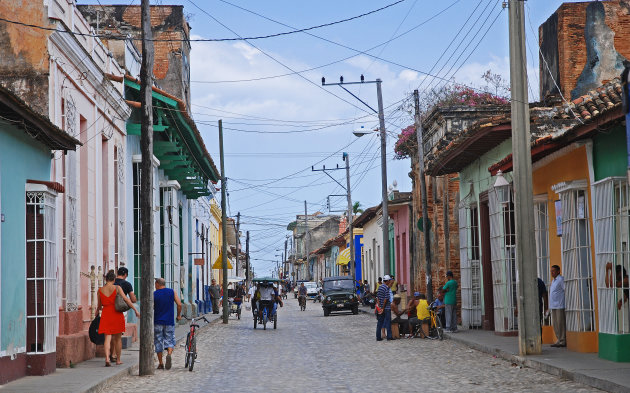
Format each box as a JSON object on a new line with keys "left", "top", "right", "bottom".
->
{"left": 251, "top": 277, "right": 283, "bottom": 330}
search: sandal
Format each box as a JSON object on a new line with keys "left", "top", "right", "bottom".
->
{"left": 105, "top": 359, "right": 111, "bottom": 367}
{"left": 110, "top": 355, "right": 117, "bottom": 362}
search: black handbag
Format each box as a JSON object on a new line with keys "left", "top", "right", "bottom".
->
{"left": 89, "top": 316, "right": 105, "bottom": 345}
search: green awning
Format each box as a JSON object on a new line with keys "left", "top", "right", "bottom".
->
{"left": 123, "top": 78, "right": 219, "bottom": 199}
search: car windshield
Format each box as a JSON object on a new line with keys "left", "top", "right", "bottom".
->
{"left": 304, "top": 283, "right": 317, "bottom": 289}
{"left": 323, "top": 279, "right": 354, "bottom": 292}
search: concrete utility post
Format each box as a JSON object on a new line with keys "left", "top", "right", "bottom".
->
{"left": 139, "top": 0, "right": 155, "bottom": 376}
{"left": 236, "top": 212, "right": 240, "bottom": 277}
{"left": 321, "top": 76, "right": 389, "bottom": 275}
{"left": 508, "top": 0, "right": 541, "bottom": 355}
{"left": 219, "top": 120, "right": 229, "bottom": 324}
{"left": 304, "top": 201, "right": 309, "bottom": 280}
{"left": 414, "top": 90, "right": 433, "bottom": 303}
{"left": 344, "top": 153, "right": 355, "bottom": 282}
{"left": 246, "top": 231, "right": 250, "bottom": 288}
{"left": 377, "top": 79, "right": 391, "bottom": 276}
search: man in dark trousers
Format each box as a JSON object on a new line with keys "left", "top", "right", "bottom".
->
{"left": 154, "top": 278, "right": 182, "bottom": 370}
{"left": 209, "top": 279, "right": 221, "bottom": 314}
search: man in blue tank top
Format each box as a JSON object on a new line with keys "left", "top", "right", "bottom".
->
{"left": 154, "top": 278, "right": 182, "bottom": 370}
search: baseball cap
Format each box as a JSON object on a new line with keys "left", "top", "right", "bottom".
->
{"left": 446, "top": 270, "right": 453, "bottom": 277}
{"left": 383, "top": 275, "right": 392, "bottom": 281}
{"left": 413, "top": 291, "right": 420, "bottom": 297}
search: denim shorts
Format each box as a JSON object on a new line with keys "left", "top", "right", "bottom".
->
{"left": 154, "top": 324, "right": 176, "bottom": 353}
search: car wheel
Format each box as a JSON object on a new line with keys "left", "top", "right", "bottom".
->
{"left": 323, "top": 308, "right": 330, "bottom": 317}
{"left": 353, "top": 305, "right": 359, "bottom": 315}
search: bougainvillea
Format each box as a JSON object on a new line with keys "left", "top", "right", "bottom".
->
{"left": 394, "top": 82, "right": 509, "bottom": 159}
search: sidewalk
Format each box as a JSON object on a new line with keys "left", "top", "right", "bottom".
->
{"left": 357, "top": 303, "right": 630, "bottom": 393}
{"left": 444, "top": 329, "right": 630, "bottom": 393}
{"left": 0, "top": 313, "right": 223, "bottom": 393}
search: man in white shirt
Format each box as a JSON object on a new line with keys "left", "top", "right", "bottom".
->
{"left": 247, "top": 285, "right": 256, "bottom": 303}
{"left": 549, "top": 264, "right": 566, "bottom": 347}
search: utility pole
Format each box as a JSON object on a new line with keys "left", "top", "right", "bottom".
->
{"left": 138, "top": 0, "right": 154, "bottom": 376}
{"left": 343, "top": 153, "right": 355, "bottom": 282}
{"left": 219, "top": 120, "right": 229, "bottom": 324}
{"left": 246, "top": 231, "right": 250, "bottom": 287}
{"left": 414, "top": 90, "right": 433, "bottom": 303}
{"left": 376, "top": 79, "right": 390, "bottom": 276}
{"left": 235, "top": 212, "right": 240, "bottom": 277}
{"left": 508, "top": 0, "right": 541, "bottom": 355}
{"left": 283, "top": 238, "right": 288, "bottom": 280}
{"left": 304, "top": 201, "right": 309, "bottom": 280}
{"left": 321, "top": 76, "right": 389, "bottom": 275}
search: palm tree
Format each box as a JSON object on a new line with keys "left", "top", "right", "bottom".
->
{"left": 353, "top": 201, "right": 364, "bottom": 214}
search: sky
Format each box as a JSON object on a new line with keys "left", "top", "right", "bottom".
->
{"left": 83, "top": 0, "right": 586, "bottom": 276}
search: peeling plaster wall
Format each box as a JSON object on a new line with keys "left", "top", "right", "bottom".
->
{"left": 0, "top": 0, "right": 52, "bottom": 116}
{"left": 539, "top": 1, "right": 630, "bottom": 101}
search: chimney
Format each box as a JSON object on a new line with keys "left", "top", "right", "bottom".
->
{"left": 539, "top": 1, "right": 630, "bottom": 103}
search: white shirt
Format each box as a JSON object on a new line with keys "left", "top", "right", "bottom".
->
{"left": 549, "top": 275, "right": 565, "bottom": 309}
{"left": 259, "top": 287, "right": 274, "bottom": 301}
{"left": 248, "top": 286, "right": 256, "bottom": 297}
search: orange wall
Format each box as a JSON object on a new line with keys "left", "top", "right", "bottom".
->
{"left": 532, "top": 146, "right": 599, "bottom": 349}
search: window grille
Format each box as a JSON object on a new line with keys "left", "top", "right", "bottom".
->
{"left": 556, "top": 182, "right": 595, "bottom": 332}
{"left": 160, "top": 186, "right": 180, "bottom": 293}
{"left": 26, "top": 188, "right": 57, "bottom": 354}
{"left": 593, "top": 178, "right": 630, "bottom": 334}
{"left": 489, "top": 187, "right": 518, "bottom": 332}
{"left": 534, "top": 197, "right": 551, "bottom": 325}
{"left": 459, "top": 203, "right": 482, "bottom": 328}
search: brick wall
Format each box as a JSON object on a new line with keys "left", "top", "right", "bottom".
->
{"left": 411, "top": 162, "right": 460, "bottom": 307}
{"left": 78, "top": 5, "right": 191, "bottom": 108}
{"left": 540, "top": 1, "right": 630, "bottom": 101}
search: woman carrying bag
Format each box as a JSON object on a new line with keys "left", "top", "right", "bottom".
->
{"left": 97, "top": 269, "right": 140, "bottom": 366}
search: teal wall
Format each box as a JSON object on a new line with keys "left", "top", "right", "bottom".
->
{"left": 0, "top": 124, "right": 52, "bottom": 353}
{"left": 458, "top": 138, "right": 513, "bottom": 313}
{"left": 593, "top": 125, "right": 627, "bottom": 181}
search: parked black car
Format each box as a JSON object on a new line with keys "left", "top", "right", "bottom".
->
{"left": 322, "top": 276, "right": 359, "bottom": 316}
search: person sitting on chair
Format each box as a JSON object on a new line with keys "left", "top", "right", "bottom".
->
{"left": 408, "top": 293, "right": 430, "bottom": 338}
{"left": 391, "top": 294, "right": 409, "bottom": 337}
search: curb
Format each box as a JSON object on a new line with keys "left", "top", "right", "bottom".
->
{"left": 443, "top": 333, "right": 630, "bottom": 393}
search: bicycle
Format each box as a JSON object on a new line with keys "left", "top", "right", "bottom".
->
{"left": 427, "top": 301, "right": 444, "bottom": 340}
{"left": 182, "top": 315, "right": 210, "bottom": 371}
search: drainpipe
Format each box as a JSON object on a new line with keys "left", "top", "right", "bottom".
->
{"left": 622, "top": 64, "right": 630, "bottom": 184}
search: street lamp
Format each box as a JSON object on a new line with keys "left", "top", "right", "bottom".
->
{"left": 493, "top": 170, "right": 511, "bottom": 205}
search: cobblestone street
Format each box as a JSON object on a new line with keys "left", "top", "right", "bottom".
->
{"left": 106, "top": 298, "right": 600, "bottom": 393}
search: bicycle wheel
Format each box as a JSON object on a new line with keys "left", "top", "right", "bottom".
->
{"left": 254, "top": 314, "right": 257, "bottom": 329}
{"left": 188, "top": 336, "right": 196, "bottom": 371}
{"left": 184, "top": 333, "right": 191, "bottom": 368}
{"left": 435, "top": 315, "right": 444, "bottom": 341}
{"left": 273, "top": 314, "right": 277, "bottom": 329}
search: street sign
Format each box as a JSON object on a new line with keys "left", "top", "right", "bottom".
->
{"left": 194, "top": 258, "right": 205, "bottom": 266}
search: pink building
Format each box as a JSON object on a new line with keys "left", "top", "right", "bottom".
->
{"left": 389, "top": 192, "right": 413, "bottom": 294}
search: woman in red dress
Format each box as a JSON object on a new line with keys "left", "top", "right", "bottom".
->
{"left": 97, "top": 270, "right": 140, "bottom": 366}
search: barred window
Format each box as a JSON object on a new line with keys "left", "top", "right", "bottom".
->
{"left": 534, "top": 196, "right": 551, "bottom": 325}
{"left": 593, "top": 178, "right": 630, "bottom": 334}
{"left": 160, "top": 185, "right": 180, "bottom": 293}
{"left": 554, "top": 180, "right": 595, "bottom": 332}
{"left": 459, "top": 203, "right": 482, "bottom": 329}
{"left": 26, "top": 186, "right": 57, "bottom": 354}
{"left": 489, "top": 187, "right": 518, "bottom": 332}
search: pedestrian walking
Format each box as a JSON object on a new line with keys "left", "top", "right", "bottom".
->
{"left": 209, "top": 279, "right": 220, "bottom": 314}
{"left": 154, "top": 278, "right": 183, "bottom": 370}
{"left": 96, "top": 270, "right": 139, "bottom": 367}
{"left": 376, "top": 275, "right": 393, "bottom": 341}
{"left": 247, "top": 284, "right": 256, "bottom": 303}
{"left": 549, "top": 265, "right": 566, "bottom": 347}
{"left": 110, "top": 267, "right": 136, "bottom": 362}
{"left": 441, "top": 270, "right": 458, "bottom": 333}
